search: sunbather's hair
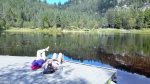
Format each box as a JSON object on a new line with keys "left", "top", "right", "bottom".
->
{"left": 47, "top": 63, "right": 52, "bottom": 69}
{"left": 43, "top": 62, "right": 55, "bottom": 74}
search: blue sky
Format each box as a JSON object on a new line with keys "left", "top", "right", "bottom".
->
{"left": 46, "top": 0, "right": 69, "bottom": 4}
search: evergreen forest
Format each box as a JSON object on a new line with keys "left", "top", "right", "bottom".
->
{"left": 0, "top": 0, "right": 150, "bottom": 30}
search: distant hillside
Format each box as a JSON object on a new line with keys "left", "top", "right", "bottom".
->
{"left": 63, "top": 0, "right": 150, "bottom": 14}
{"left": 62, "top": 0, "right": 100, "bottom": 14}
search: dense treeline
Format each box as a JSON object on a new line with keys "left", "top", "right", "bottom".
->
{"left": 0, "top": 0, "right": 99, "bottom": 30}
{"left": 0, "top": 0, "right": 150, "bottom": 30}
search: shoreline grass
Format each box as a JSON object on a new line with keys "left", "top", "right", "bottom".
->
{"left": 2, "top": 27, "right": 150, "bottom": 34}
{"left": 4, "top": 27, "right": 62, "bottom": 33}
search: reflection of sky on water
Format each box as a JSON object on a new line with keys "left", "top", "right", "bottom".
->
{"left": 48, "top": 54, "right": 150, "bottom": 84}
{"left": 117, "top": 70, "right": 150, "bottom": 84}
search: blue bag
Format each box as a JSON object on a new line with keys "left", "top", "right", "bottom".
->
{"left": 32, "top": 59, "right": 44, "bottom": 67}
{"left": 32, "top": 60, "right": 38, "bottom": 66}
{"left": 37, "top": 59, "right": 45, "bottom": 67}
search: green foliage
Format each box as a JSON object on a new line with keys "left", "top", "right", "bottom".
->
{"left": 0, "top": 18, "right": 6, "bottom": 30}
{"left": 136, "top": 11, "right": 145, "bottom": 29}
{"left": 55, "top": 14, "right": 61, "bottom": 27}
{"left": 106, "top": 9, "right": 116, "bottom": 28}
{"left": 115, "top": 11, "right": 122, "bottom": 29}
{"left": 144, "top": 9, "right": 150, "bottom": 28}
{"left": 0, "top": 0, "right": 150, "bottom": 30}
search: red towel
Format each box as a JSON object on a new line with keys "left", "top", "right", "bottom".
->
{"left": 31, "top": 65, "right": 40, "bottom": 70}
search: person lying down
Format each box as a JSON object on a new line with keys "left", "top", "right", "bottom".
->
{"left": 42, "top": 53, "right": 65, "bottom": 74}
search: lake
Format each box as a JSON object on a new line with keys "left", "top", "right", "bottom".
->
{"left": 0, "top": 31, "right": 150, "bottom": 84}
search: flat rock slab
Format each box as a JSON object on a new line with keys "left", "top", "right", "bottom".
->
{"left": 0, "top": 56, "right": 116, "bottom": 84}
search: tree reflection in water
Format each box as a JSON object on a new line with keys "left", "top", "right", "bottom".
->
{"left": 96, "top": 47, "right": 150, "bottom": 78}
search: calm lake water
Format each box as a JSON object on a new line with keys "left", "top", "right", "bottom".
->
{"left": 0, "top": 31, "right": 150, "bottom": 84}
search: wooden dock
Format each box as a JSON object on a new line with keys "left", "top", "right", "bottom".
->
{"left": 0, "top": 56, "right": 117, "bottom": 84}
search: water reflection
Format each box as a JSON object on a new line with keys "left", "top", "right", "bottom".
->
{"left": 117, "top": 69, "right": 150, "bottom": 84}
{"left": 0, "top": 32, "right": 150, "bottom": 83}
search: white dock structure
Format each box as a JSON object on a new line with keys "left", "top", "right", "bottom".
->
{"left": 0, "top": 56, "right": 117, "bottom": 84}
